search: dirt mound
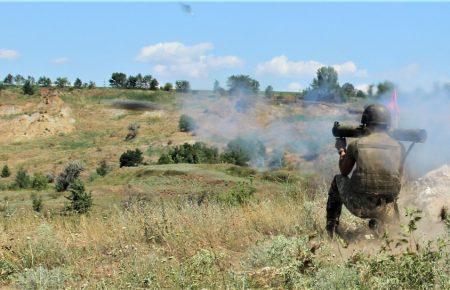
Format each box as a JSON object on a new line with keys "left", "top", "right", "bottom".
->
{"left": 0, "top": 93, "right": 75, "bottom": 142}
{"left": 411, "top": 164, "right": 450, "bottom": 219}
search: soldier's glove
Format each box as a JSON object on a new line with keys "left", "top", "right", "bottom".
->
{"left": 335, "top": 138, "right": 347, "bottom": 155}
{"left": 335, "top": 137, "right": 347, "bottom": 150}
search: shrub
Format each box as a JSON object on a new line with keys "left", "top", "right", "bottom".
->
{"left": 96, "top": 160, "right": 111, "bottom": 177}
{"left": 262, "top": 170, "right": 298, "bottom": 183}
{"left": 158, "top": 142, "right": 219, "bottom": 164}
{"left": 220, "top": 137, "right": 266, "bottom": 166}
{"left": 119, "top": 149, "right": 143, "bottom": 167}
{"left": 46, "top": 172, "right": 55, "bottom": 183}
{"left": 226, "top": 165, "right": 257, "bottom": 178}
{"left": 17, "top": 266, "right": 66, "bottom": 290}
{"left": 65, "top": 179, "right": 92, "bottom": 214}
{"left": 247, "top": 235, "right": 317, "bottom": 288}
{"left": 15, "top": 168, "right": 31, "bottom": 189}
{"left": 1, "top": 165, "right": 11, "bottom": 178}
{"left": 157, "top": 153, "right": 174, "bottom": 165}
{"left": 125, "top": 123, "right": 140, "bottom": 141}
{"left": 179, "top": 114, "right": 197, "bottom": 132}
{"left": 55, "top": 160, "right": 84, "bottom": 192}
{"left": 22, "top": 80, "right": 36, "bottom": 95}
{"left": 32, "top": 173, "right": 49, "bottom": 190}
{"left": 215, "top": 182, "right": 255, "bottom": 206}
{"left": 31, "top": 193, "right": 43, "bottom": 212}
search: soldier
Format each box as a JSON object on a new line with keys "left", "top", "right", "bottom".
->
{"left": 326, "top": 104, "right": 405, "bottom": 238}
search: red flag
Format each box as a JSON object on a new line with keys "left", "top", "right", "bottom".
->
{"left": 387, "top": 89, "right": 400, "bottom": 128}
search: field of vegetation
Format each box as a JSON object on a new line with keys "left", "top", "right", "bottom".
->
{"left": 0, "top": 85, "right": 449, "bottom": 289}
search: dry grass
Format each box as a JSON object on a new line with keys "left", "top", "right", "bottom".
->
{"left": 0, "top": 88, "right": 448, "bottom": 288}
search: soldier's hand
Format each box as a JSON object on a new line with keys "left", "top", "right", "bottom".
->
{"left": 335, "top": 138, "right": 347, "bottom": 152}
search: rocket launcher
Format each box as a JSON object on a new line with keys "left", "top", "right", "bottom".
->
{"left": 332, "top": 121, "right": 427, "bottom": 143}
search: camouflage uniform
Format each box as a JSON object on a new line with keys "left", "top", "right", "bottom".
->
{"left": 327, "top": 131, "right": 404, "bottom": 229}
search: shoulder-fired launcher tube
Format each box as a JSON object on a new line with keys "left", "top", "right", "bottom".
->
{"left": 332, "top": 122, "right": 427, "bottom": 143}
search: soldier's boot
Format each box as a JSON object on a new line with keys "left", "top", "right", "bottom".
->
{"left": 326, "top": 177, "right": 342, "bottom": 239}
{"left": 326, "top": 219, "right": 339, "bottom": 238}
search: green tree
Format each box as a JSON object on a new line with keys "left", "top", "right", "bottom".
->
{"left": 179, "top": 114, "right": 197, "bottom": 132}
{"left": 311, "top": 66, "right": 339, "bottom": 89}
{"left": 31, "top": 193, "right": 43, "bottom": 212}
{"left": 126, "top": 75, "right": 138, "bottom": 89}
{"left": 341, "top": 82, "right": 356, "bottom": 99}
{"left": 55, "top": 77, "right": 70, "bottom": 88}
{"left": 88, "top": 81, "right": 96, "bottom": 89}
{"left": 3, "top": 74, "right": 14, "bottom": 85}
{"left": 23, "top": 80, "right": 36, "bottom": 95}
{"left": 135, "top": 73, "right": 143, "bottom": 88}
{"left": 32, "top": 173, "right": 48, "bottom": 190}
{"left": 1, "top": 165, "right": 11, "bottom": 178}
{"left": 376, "top": 81, "right": 395, "bottom": 97}
{"left": 73, "top": 78, "right": 83, "bottom": 89}
{"left": 109, "top": 72, "right": 127, "bottom": 88}
{"left": 227, "top": 75, "right": 260, "bottom": 95}
{"left": 265, "top": 85, "right": 274, "bottom": 98}
{"left": 96, "top": 160, "right": 110, "bottom": 177}
{"left": 14, "top": 74, "right": 25, "bottom": 85}
{"left": 66, "top": 180, "right": 92, "bottom": 214}
{"left": 15, "top": 168, "right": 31, "bottom": 189}
{"left": 163, "top": 82, "right": 173, "bottom": 91}
{"left": 356, "top": 90, "right": 367, "bottom": 98}
{"left": 150, "top": 78, "right": 159, "bottom": 90}
{"left": 37, "top": 76, "right": 52, "bottom": 87}
{"left": 142, "top": 75, "right": 153, "bottom": 89}
{"left": 175, "top": 80, "right": 191, "bottom": 93}
{"left": 119, "top": 149, "right": 143, "bottom": 167}
{"left": 55, "top": 160, "right": 84, "bottom": 192}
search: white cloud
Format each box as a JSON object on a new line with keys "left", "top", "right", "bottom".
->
{"left": 287, "top": 82, "right": 303, "bottom": 92}
{"left": 52, "top": 57, "right": 69, "bottom": 64}
{"left": 355, "top": 83, "right": 370, "bottom": 93}
{"left": 256, "top": 55, "right": 367, "bottom": 78}
{"left": 0, "top": 49, "right": 19, "bottom": 59}
{"left": 135, "top": 42, "right": 243, "bottom": 77}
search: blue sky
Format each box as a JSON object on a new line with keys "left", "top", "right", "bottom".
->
{"left": 1, "top": 2, "right": 449, "bottom": 91}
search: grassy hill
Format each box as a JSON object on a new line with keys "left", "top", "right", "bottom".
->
{"left": 0, "top": 87, "right": 448, "bottom": 288}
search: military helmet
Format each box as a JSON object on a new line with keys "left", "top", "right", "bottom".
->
{"left": 361, "top": 104, "right": 391, "bottom": 127}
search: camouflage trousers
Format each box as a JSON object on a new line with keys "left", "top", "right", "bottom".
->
{"left": 326, "top": 174, "right": 398, "bottom": 224}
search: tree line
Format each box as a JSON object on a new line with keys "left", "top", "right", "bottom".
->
{"left": 212, "top": 67, "right": 395, "bottom": 103}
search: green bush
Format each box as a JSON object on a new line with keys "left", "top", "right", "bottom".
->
{"left": 22, "top": 80, "right": 36, "bottom": 95}
{"left": 220, "top": 137, "right": 266, "bottom": 166}
{"left": 158, "top": 142, "right": 219, "bottom": 165}
{"left": 226, "top": 165, "right": 257, "bottom": 177}
{"left": 32, "top": 173, "right": 49, "bottom": 190}
{"left": 17, "top": 266, "right": 66, "bottom": 290}
{"left": 247, "top": 235, "right": 317, "bottom": 288}
{"left": 119, "top": 149, "right": 143, "bottom": 167}
{"left": 262, "top": 170, "right": 298, "bottom": 183}
{"left": 157, "top": 153, "right": 174, "bottom": 165}
{"left": 55, "top": 161, "right": 85, "bottom": 192}
{"left": 348, "top": 242, "right": 449, "bottom": 289}
{"left": 1, "top": 165, "right": 11, "bottom": 178}
{"left": 215, "top": 182, "right": 255, "bottom": 206}
{"left": 96, "top": 160, "right": 111, "bottom": 177}
{"left": 65, "top": 180, "right": 92, "bottom": 214}
{"left": 31, "top": 193, "right": 43, "bottom": 212}
{"left": 15, "top": 168, "right": 31, "bottom": 189}
{"left": 179, "top": 114, "right": 197, "bottom": 132}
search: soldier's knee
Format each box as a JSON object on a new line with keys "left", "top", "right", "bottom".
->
{"left": 330, "top": 175, "right": 339, "bottom": 192}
